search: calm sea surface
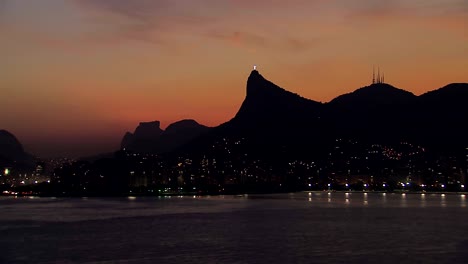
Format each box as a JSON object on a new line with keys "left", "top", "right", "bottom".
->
{"left": 1, "top": 192, "right": 467, "bottom": 264}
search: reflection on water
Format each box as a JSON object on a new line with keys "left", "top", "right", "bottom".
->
{"left": 1, "top": 192, "right": 466, "bottom": 228}
{"left": 1, "top": 193, "right": 468, "bottom": 264}
{"left": 271, "top": 192, "right": 467, "bottom": 209}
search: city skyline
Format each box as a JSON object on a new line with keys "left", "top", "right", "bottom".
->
{"left": 1, "top": 0, "right": 467, "bottom": 157}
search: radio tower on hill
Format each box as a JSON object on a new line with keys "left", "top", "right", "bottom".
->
{"left": 372, "top": 66, "right": 385, "bottom": 84}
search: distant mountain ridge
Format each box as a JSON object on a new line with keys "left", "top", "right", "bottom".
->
{"left": 214, "top": 70, "right": 329, "bottom": 158}
{"left": 180, "top": 70, "right": 468, "bottom": 158}
{"left": 235, "top": 70, "right": 322, "bottom": 121}
{"left": 121, "top": 119, "right": 210, "bottom": 153}
{"left": 329, "top": 83, "right": 416, "bottom": 106}
{"left": 121, "top": 70, "right": 467, "bottom": 158}
{"left": 0, "top": 130, "right": 35, "bottom": 169}
{"left": 0, "top": 130, "right": 25, "bottom": 159}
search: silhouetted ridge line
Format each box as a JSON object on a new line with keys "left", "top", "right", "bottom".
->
{"left": 121, "top": 119, "right": 210, "bottom": 153}
{"left": 0, "top": 130, "right": 35, "bottom": 169}
{"left": 234, "top": 70, "right": 322, "bottom": 124}
{"left": 182, "top": 70, "right": 468, "bottom": 157}
{"left": 119, "top": 69, "right": 468, "bottom": 159}
{"left": 329, "top": 83, "right": 416, "bottom": 106}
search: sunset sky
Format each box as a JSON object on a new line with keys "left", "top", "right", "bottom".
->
{"left": 1, "top": 0, "right": 467, "bottom": 157}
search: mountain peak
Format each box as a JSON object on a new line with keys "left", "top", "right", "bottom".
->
{"left": 246, "top": 70, "right": 267, "bottom": 96}
{"left": 329, "top": 83, "right": 416, "bottom": 106}
{"left": 245, "top": 69, "right": 315, "bottom": 101}
{"left": 234, "top": 69, "right": 322, "bottom": 123}
{"left": 137, "top": 121, "right": 160, "bottom": 128}
{"left": 121, "top": 119, "right": 210, "bottom": 153}
{"left": 165, "top": 119, "right": 208, "bottom": 134}
{"left": 133, "top": 120, "right": 163, "bottom": 139}
{"left": 249, "top": 69, "right": 260, "bottom": 78}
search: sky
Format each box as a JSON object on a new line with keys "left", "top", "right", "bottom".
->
{"left": 1, "top": 0, "right": 467, "bottom": 158}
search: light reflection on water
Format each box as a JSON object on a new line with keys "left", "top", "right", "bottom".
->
{"left": 1, "top": 193, "right": 468, "bottom": 263}
{"left": 267, "top": 191, "right": 468, "bottom": 210}
{"left": 2, "top": 192, "right": 467, "bottom": 210}
{"left": 441, "top": 194, "right": 447, "bottom": 207}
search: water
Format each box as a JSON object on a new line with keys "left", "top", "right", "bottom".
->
{"left": 1, "top": 192, "right": 467, "bottom": 263}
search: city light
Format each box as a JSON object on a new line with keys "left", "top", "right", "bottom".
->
{"left": 4, "top": 168, "right": 9, "bottom": 175}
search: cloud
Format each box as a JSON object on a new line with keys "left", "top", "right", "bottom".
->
{"left": 335, "top": 0, "right": 468, "bottom": 39}
{"left": 210, "top": 31, "right": 266, "bottom": 48}
{"left": 73, "top": 0, "right": 321, "bottom": 52}
{"left": 75, "top": 0, "right": 170, "bottom": 21}
{"left": 74, "top": 0, "right": 221, "bottom": 28}
{"left": 73, "top": 0, "right": 218, "bottom": 45}
{"left": 208, "top": 30, "right": 319, "bottom": 54}
{"left": 73, "top": 0, "right": 468, "bottom": 49}
{"left": 343, "top": 0, "right": 468, "bottom": 22}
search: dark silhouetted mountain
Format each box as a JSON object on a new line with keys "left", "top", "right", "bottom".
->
{"left": 121, "top": 119, "right": 210, "bottom": 153}
{"left": 232, "top": 70, "right": 326, "bottom": 142}
{"left": 184, "top": 70, "right": 330, "bottom": 159}
{"left": 165, "top": 119, "right": 209, "bottom": 135}
{"left": 121, "top": 121, "right": 163, "bottom": 153}
{"left": 50, "top": 70, "right": 468, "bottom": 196}
{"left": 0, "top": 130, "right": 34, "bottom": 168}
{"left": 183, "top": 70, "right": 468, "bottom": 159}
{"left": 324, "top": 82, "right": 468, "bottom": 149}
{"left": 414, "top": 83, "right": 468, "bottom": 150}
{"left": 326, "top": 83, "right": 417, "bottom": 143}
{"left": 121, "top": 132, "right": 134, "bottom": 150}
{"left": 329, "top": 83, "right": 416, "bottom": 107}
{"left": 0, "top": 130, "right": 25, "bottom": 160}
{"left": 133, "top": 121, "right": 164, "bottom": 140}
{"left": 160, "top": 119, "right": 210, "bottom": 152}
{"left": 234, "top": 70, "right": 322, "bottom": 123}
{"left": 420, "top": 83, "right": 468, "bottom": 101}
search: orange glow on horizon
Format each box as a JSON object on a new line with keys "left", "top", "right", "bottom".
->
{"left": 0, "top": 0, "right": 466, "bottom": 157}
